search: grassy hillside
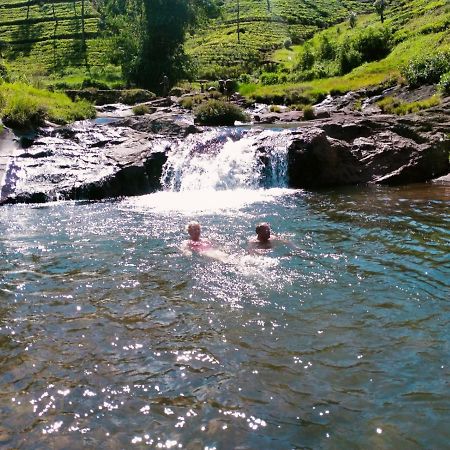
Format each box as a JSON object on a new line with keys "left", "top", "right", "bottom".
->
{"left": 237, "top": 0, "right": 450, "bottom": 103}
{"left": 0, "top": 0, "right": 111, "bottom": 81}
{"left": 0, "top": 0, "right": 448, "bottom": 101}
{"left": 185, "top": 0, "right": 372, "bottom": 78}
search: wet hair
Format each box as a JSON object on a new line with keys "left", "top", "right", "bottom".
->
{"left": 255, "top": 222, "right": 270, "bottom": 234}
{"left": 186, "top": 221, "right": 201, "bottom": 232}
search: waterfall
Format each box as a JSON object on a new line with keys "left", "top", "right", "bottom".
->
{"left": 160, "top": 128, "right": 291, "bottom": 192}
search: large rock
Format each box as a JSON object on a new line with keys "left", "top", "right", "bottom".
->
{"left": 287, "top": 110, "right": 449, "bottom": 188}
{"left": 0, "top": 120, "right": 171, "bottom": 204}
{"left": 287, "top": 128, "right": 362, "bottom": 187}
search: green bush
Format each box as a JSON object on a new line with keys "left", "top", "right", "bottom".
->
{"left": 317, "top": 35, "right": 336, "bottom": 61}
{"left": 338, "top": 39, "right": 362, "bottom": 75}
{"left": 179, "top": 94, "right": 205, "bottom": 110}
{"left": 261, "top": 73, "right": 279, "bottom": 85}
{"left": 2, "top": 95, "right": 48, "bottom": 128}
{"left": 120, "top": 89, "right": 156, "bottom": 105}
{"left": 438, "top": 72, "right": 450, "bottom": 95}
{"left": 296, "top": 44, "right": 315, "bottom": 71}
{"left": 132, "top": 104, "right": 151, "bottom": 115}
{"left": 238, "top": 73, "right": 252, "bottom": 84}
{"left": 194, "top": 99, "right": 249, "bottom": 126}
{"left": 402, "top": 51, "right": 450, "bottom": 87}
{"left": 302, "top": 105, "right": 315, "bottom": 120}
{"left": 81, "top": 78, "right": 110, "bottom": 90}
{"left": 354, "top": 26, "right": 392, "bottom": 63}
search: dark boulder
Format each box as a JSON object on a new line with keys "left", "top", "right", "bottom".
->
{"left": 287, "top": 128, "right": 362, "bottom": 188}
{"left": 287, "top": 112, "right": 449, "bottom": 188}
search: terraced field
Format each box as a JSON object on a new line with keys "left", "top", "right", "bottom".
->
{"left": 243, "top": 0, "right": 450, "bottom": 103}
{"left": 0, "top": 0, "right": 108, "bottom": 72}
{"left": 185, "top": 0, "right": 372, "bottom": 77}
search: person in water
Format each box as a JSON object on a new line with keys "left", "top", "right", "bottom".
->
{"left": 248, "top": 221, "right": 296, "bottom": 253}
{"left": 248, "top": 222, "right": 273, "bottom": 250}
{"left": 183, "top": 221, "right": 212, "bottom": 253}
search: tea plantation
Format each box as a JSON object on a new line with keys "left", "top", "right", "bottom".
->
{"left": 185, "top": 0, "right": 372, "bottom": 78}
{"left": 0, "top": 0, "right": 109, "bottom": 73}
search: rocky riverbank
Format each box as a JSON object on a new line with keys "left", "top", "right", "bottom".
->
{"left": 0, "top": 89, "right": 449, "bottom": 205}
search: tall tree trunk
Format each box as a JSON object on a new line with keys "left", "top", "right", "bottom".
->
{"left": 81, "top": 0, "right": 86, "bottom": 48}
{"left": 237, "top": 0, "right": 240, "bottom": 43}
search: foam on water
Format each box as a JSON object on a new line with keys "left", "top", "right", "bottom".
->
{"left": 123, "top": 187, "right": 294, "bottom": 214}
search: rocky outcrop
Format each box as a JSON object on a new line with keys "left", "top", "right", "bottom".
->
{"left": 287, "top": 108, "right": 450, "bottom": 188}
{"left": 1, "top": 94, "right": 449, "bottom": 204}
{"left": 0, "top": 117, "right": 182, "bottom": 204}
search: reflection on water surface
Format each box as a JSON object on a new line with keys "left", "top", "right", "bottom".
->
{"left": 0, "top": 184, "right": 449, "bottom": 449}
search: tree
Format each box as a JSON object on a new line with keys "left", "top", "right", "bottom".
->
{"left": 373, "top": 0, "right": 386, "bottom": 23}
{"left": 237, "top": 0, "right": 240, "bottom": 43}
{"left": 81, "top": 0, "right": 86, "bottom": 50}
{"left": 100, "top": 0, "right": 219, "bottom": 91}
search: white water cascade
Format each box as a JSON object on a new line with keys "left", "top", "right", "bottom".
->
{"left": 160, "top": 128, "right": 292, "bottom": 192}
{"left": 125, "top": 128, "right": 295, "bottom": 213}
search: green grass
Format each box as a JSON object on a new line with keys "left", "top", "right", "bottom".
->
{"left": 377, "top": 95, "right": 441, "bottom": 115}
{"left": 238, "top": 0, "right": 450, "bottom": 104}
{"left": 0, "top": 82, "right": 96, "bottom": 128}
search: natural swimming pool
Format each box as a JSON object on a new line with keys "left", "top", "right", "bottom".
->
{"left": 1, "top": 179, "right": 449, "bottom": 448}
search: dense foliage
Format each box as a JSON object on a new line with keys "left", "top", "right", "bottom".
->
{"left": 194, "top": 99, "right": 249, "bottom": 125}
{"left": 292, "top": 24, "right": 392, "bottom": 81}
{"left": 401, "top": 51, "right": 450, "bottom": 87}
{"left": 99, "top": 0, "right": 219, "bottom": 91}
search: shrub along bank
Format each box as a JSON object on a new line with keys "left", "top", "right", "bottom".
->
{"left": 0, "top": 83, "right": 96, "bottom": 129}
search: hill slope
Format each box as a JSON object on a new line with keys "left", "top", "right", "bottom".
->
{"left": 185, "top": 0, "right": 372, "bottom": 78}
{"left": 242, "top": 0, "right": 450, "bottom": 103}
{"left": 0, "top": 0, "right": 108, "bottom": 74}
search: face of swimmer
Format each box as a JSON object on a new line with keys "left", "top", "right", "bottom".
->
{"left": 256, "top": 223, "right": 271, "bottom": 243}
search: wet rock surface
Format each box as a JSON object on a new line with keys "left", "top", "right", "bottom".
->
{"left": 0, "top": 92, "right": 449, "bottom": 204}
{"left": 287, "top": 104, "right": 450, "bottom": 188}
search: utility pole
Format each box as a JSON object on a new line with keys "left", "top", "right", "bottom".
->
{"left": 237, "top": 0, "right": 240, "bottom": 43}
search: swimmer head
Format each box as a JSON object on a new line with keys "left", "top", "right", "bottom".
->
{"left": 187, "top": 221, "right": 201, "bottom": 241}
{"left": 255, "top": 222, "right": 271, "bottom": 243}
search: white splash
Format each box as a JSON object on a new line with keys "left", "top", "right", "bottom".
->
{"left": 160, "top": 129, "right": 291, "bottom": 192}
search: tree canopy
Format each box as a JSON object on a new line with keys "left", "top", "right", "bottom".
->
{"left": 99, "top": 0, "right": 220, "bottom": 91}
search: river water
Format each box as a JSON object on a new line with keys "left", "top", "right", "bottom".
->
{"left": 0, "top": 130, "right": 449, "bottom": 449}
